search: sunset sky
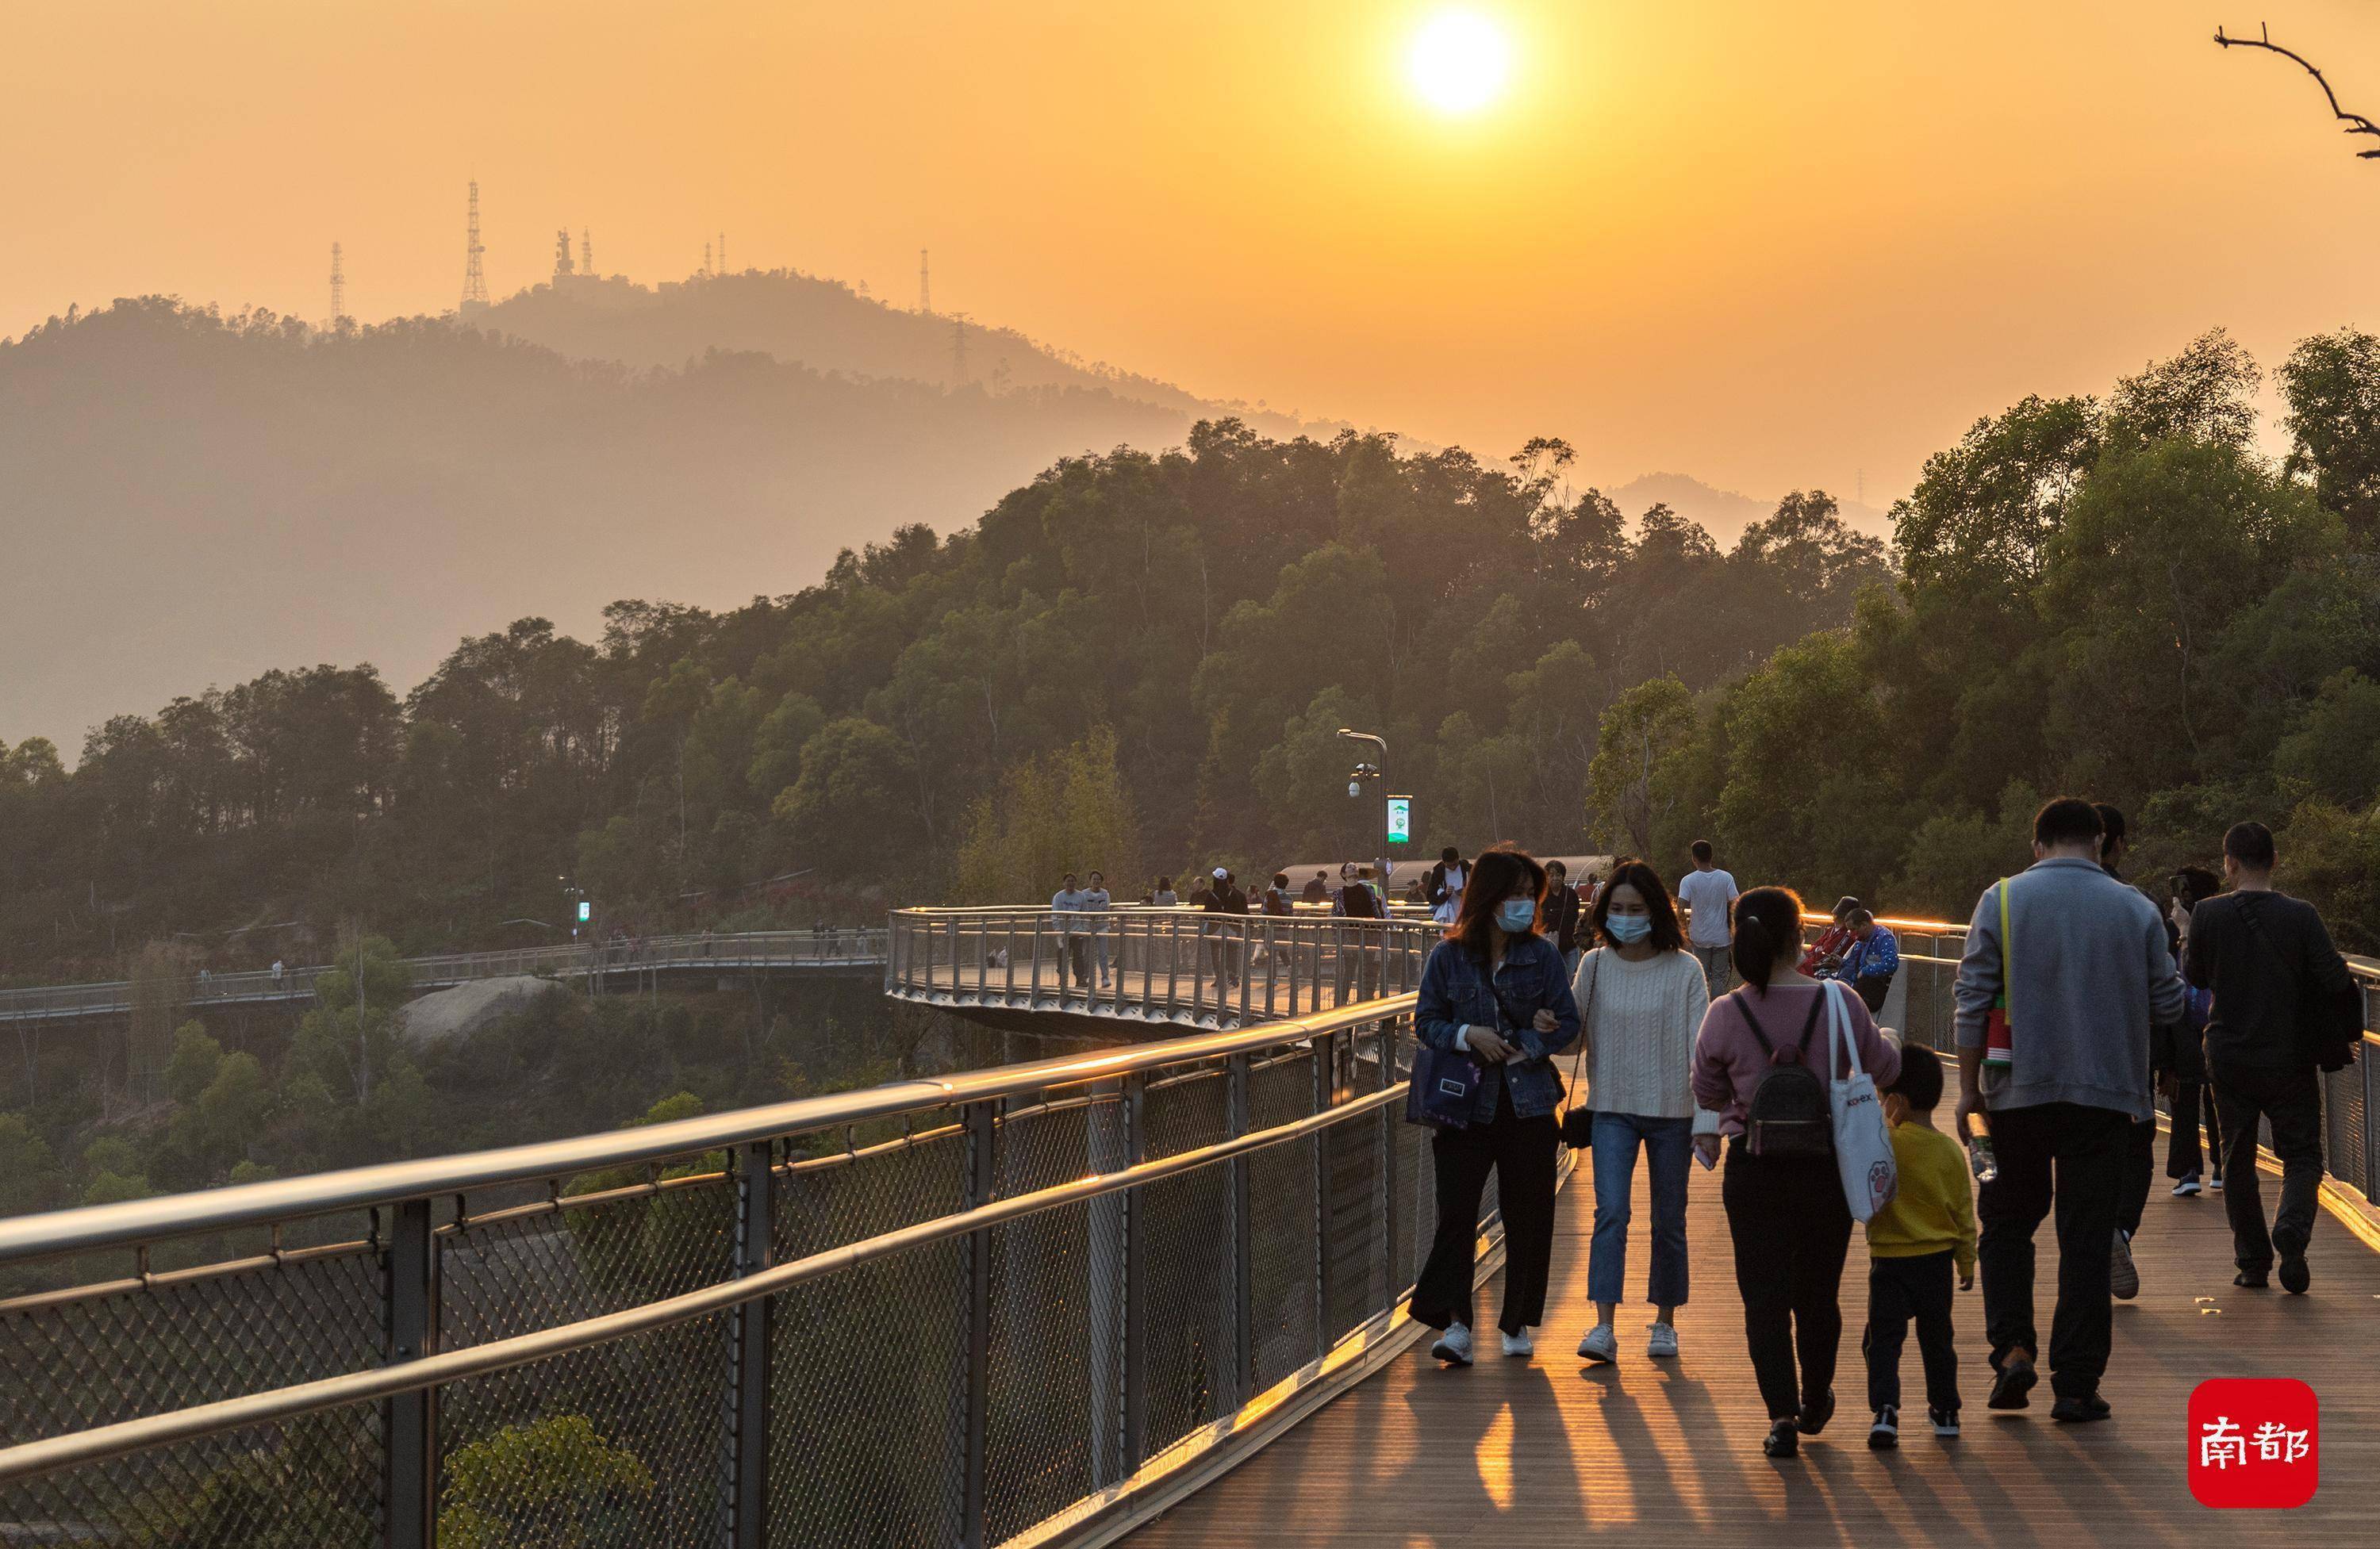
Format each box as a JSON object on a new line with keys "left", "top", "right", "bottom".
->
{"left": 9, "top": 0, "right": 2380, "bottom": 505}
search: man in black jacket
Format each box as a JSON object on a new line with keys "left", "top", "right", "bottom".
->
{"left": 2187, "top": 821, "right": 2359, "bottom": 1294}
{"left": 1541, "top": 860, "right": 1584, "bottom": 976}
{"left": 2097, "top": 805, "right": 2194, "bottom": 1302}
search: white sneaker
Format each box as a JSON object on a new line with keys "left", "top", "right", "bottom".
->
{"left": 2212, "top": 1174, "right": 2225, "bottom": 1192}
{"left": 1577, "top": 1323, "right": 1619, "bottom": 1363}
{"left": 1430, "top": 1321, "right": 1475, "bottom": 1366}
{"left": 2109, "top": 1229, "right": 2140, "bottom": 1301}
{"left": 2172, "top": 1173, "right": 2202, "bottom": 1198}
{"left": 1501, "top": 1329, "right": 1534, "bottom": 1358}
{"left": 1647, "top": 1321, "right": 1680, "bottom": 1359}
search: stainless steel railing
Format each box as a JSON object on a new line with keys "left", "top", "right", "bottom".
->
{"left": 0, "top": 991, "right": 1478, "bottom": 1549}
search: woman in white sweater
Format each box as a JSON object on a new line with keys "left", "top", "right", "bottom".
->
{"left": 1568, "top": 860, "right": 1715, "bottom": 1363}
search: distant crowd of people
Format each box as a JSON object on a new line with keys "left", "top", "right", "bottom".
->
{"left": 1384, "top": 799, "right": 2359, "bottom": 1458}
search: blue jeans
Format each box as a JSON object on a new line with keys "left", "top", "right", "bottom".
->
{"left": 1588, "top": 1112, "right": 1694, "bottom": 1308}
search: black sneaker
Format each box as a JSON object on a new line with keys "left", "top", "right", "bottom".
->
{"left": 1987, "top": 1358, "right": 2037, "bottom": 1410}
{"left": 2109, "top": 1229, "right": 2140, "bottom": 1301}
{"left": 1764, "top": 1418, "right": 1799, "bottom": 1458}
{"left": 1929, "top": 1405, "right": 1960, "bottom": 1438}
{"left": 2234, "top": 1268, "right": 2269, "bottom": 1289}
{"left": 2051, "top": 1393, "right": 2112, "bottom": 1424}
{"left": 1795, "top": 1388, "right": 1836, "bottom": 1436}
{"left": 1868, "top": 1405, "right": 1900, "bottom": 1449}
{"left": 2275, "top": 1224, "right": 2311, "bottom": 1295}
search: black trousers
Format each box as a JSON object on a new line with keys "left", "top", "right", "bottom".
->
{"left": 2167, "top": 1079, "right": 2224, "bottom": 1179}
{"left": 2117, "top": 1116, "right": 2155, "bottom": 1238}
{"left": 1065, "top": 937, "right": 1090, "bottom": 987}
{"left": 1411, "top": 1089, "right": 1560, "bottom": 1336}
{"left": 1865, "top": 1250, "right": 1960, "bottom": 1413}
{"left": 2210, "top": 1061, "right": 2324, "bottom": 1273}
{"left": 1853, "top": 974, "right": 1892, "bottom": 1016}
{"left": 1722, "top": 1143, "right": 1852, "bottom": 1421}
{"left": 1977, "top": 1101, "right": 2128, "bottom": 1400}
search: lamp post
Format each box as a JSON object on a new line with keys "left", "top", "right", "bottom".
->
{"left": 1337, "top": 728, "right": 1389, "bottom": 891}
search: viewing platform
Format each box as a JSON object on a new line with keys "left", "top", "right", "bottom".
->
{"left": 0, "top": 909, "right": 2374, "bottom": 1546}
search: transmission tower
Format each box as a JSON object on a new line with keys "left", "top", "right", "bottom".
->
{"left": 702, "top": 240, "right": 712, "bottom": 278}
{"left": 461, "top": 182, "right": 489, "bottom": 311}
{"left": 918, "top": 248, "right": 931, "bottom": 314}
{"left": 580, "top": 228, "right": 593, "bottom": 278}
{"left": 718, "top": 230, "right": 727, "bottom": 274}
{"left": 329, "top": 242, "right": 345, "bottom": 324}
{"left": 553, "top": 228, "right": 574, "bottom": 281}
{"left": 951, "top": 314, "right": 969, "bottom": 387}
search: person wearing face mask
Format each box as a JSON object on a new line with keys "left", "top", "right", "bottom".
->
{"left": 1411, "top": 845, "right": 1580, "bottom": 1364}
{"left": 1568, "top": 861, "right": 1716, "bottom": 1364}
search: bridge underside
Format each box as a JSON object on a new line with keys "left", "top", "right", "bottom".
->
{"left": 1127, "top": 1145, "right": 2380, "bottom": 1546}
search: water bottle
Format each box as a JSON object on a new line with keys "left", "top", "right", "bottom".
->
{"left": 1970, "top": 1133, "right": 1998, "bottom": 1185}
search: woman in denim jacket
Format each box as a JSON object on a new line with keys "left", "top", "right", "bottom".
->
{"left": 1411, "top": 845, "right": 1580, "bottom": 1364}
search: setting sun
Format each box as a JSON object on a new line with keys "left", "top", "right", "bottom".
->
{"left": 1408, "top": 9, "right": 1514, "bottom": 115}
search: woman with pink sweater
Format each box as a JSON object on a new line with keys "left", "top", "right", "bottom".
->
{"left": 1692, "top": 885, "right": 1900, "bottom": 1459}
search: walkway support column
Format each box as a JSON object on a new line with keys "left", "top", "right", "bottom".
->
{"left": 958, "top": 1101, "right": 996, "bottom": 1549}
{"left": 724, "top": 1140, "right": 775, "bottom": 1549}
{"left": 382, "top": 1198, "right": 437, "bottom": 1549}
{"left": 1226, "top": 1052, "right": 1255, "bottom": 1404}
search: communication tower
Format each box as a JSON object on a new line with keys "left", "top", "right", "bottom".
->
{"left": 951, "top": 314, "right": 969, "bottom": 387}
{"left": 702, "top": 240, "right": 712, "bottom": 278}
{"left": 718, "top": 231, "right": 727, "bottom": 275}
{"left": 461, "top": 182, "right": 489, "bottom": 312}
{"left": 329, "top": 242, "right": 345, "bottom": 324}
{"left": 919, "top": 249, "right": 931, "bottom": 314}
{"left": 580, "top": 229, "right": 593, "bottom": 278}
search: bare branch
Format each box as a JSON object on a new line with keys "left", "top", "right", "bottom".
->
{"left": 2215, "top": 23, "right": 2380, "bottom": 156}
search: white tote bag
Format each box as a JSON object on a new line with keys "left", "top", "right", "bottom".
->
{"left": 1824, "top": 979, "right": 1898, "bottom": 1221}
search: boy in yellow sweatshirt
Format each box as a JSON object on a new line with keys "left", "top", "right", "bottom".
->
{"left": 1863, "top": 1044, "right": 1976, "bottom": 1448}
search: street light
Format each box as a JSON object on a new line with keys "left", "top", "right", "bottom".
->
{"left": 1337, "top": 728, "right": 1393, "bottom": 888}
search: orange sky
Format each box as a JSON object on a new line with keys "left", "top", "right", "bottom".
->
{"left": 7, "top": 0, "right": 2380, "bottom": 505}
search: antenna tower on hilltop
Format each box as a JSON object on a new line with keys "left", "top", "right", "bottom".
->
{"left": 329, "top": 242, "right": 346, "bottom": 324}
{"left": 461, "top": 182, "right": 489, "bottom": 312}
{"left": 581, "top": 229, "right": 593, "bottom": 278}
{"left": 702, "top": 240, "right": 712, "bottom": 278}
{"left": 951, "top": 314, "right": 969, "bottom": 387}
{"left": 553, "top": 228, "right": 575, "bottom": 282}
{"left": 718, "top": 231, "right": 727, "bottom": 275}
{"left": 918, "top": 249, "right": 931, "bottom": 314}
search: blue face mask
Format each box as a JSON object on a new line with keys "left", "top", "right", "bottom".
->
{"left": 1496, "top": 899, "right": 1537, "bottom": 933}
{"left": 1606, "top": 913, "right": 1653, "bottom": 944}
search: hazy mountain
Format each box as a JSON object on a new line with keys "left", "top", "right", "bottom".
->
{"left": 0, "top": 297, "right": 1186, "bottom": 751}
{"left": 1610, "top": 471, "right": 1893, "bottom": 547}
{"left": 483, "top": 269, "right": 1345, "bottom": 442}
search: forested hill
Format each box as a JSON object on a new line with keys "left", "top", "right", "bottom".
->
{"left": 483, "top": 269, "right": 1339, "bottom": 442}
{"left": 0, "top": 297, "right": 1184, "bottom": 747}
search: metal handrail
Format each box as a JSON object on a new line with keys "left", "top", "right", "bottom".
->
{"left": 0, "top": 1072, "right": 1408, "bottom": 1486}
{"left": 0, "top": 992, "right": 1416, "bottom": 1267}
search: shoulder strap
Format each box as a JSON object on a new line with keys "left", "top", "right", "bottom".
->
{"left": 1791, "top": 987, "right": 1824, "bottom": 1056}
{"left": 1566, "top": 949, "right": 1602, "bottom": 1092}
{"left": 1735, "top": 987, "right": 1779, "bottom": 1056}
{"left": 2235, "top": 894, "right": 2305, "bottom": 991}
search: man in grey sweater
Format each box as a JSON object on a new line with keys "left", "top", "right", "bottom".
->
{"left": 1952, "top": 799, "right": 2185, "bottom": 1424}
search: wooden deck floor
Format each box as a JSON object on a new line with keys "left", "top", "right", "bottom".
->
{"left": 1128, "top": 1150, "right": 2380, "bottom": 1546}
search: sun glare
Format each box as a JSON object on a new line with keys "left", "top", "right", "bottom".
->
{"left": 1408, "top": 10, "right": 1514, "bottom": 116}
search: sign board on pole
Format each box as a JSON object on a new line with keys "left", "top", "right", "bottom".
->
{"left": 1386, "top": 795, "right": 1411, "bottom": 845}
{"left": 577, "top": 899, "right": 593, "bottom": 923}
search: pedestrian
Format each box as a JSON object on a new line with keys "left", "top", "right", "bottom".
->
{"left": 2186, "top": 821, "right": 2359, "bottom": 1294}
{"left": 2094, "top": 803, "right": 2195, "bottom": 1301}
{"left": 1541, "top": 859, "right": 1586, "bottom": 978}
{"left": 1200, "top": 867, "right": 1248, "bottom": 995}
{"left": 1675, "top": 840, "right": 1739, "bottom": 998}
{"left": 1426, "top": 846, "right": 1468, "bottom": 926}
{"left": 1334, "top": 860, "right": 1384, "bottom": 1002}
{"left": 1951, "top": 798, "right": 2182, "bottom": 1424}
{"left": 1301, "top": 869, "right": 1331, "bottom": 905}
{"left": 1261, "top": 872, "right": 1296, "bottom": 916}
{"left": 1799, "top": 897, "right": 1861, "bottom": 976}
{"left": 1050, "top": 872, "right": 1092, "bottom": 990}
{"left": 2165, "top": 865, "right": 2225, "bottom": 1196}
{"left": 1083, "top": 870, "right": 1114, "bottom": 991}
{"left": 1694, "top": 885, "right": 1901, "bottom": 1458}
{"left": 1148, "top": 876, "right": 1178, "bottom": 907}
{"left": 1835, "top": 909, "right": 1899, "bottom": 1017}
{"left": 1568, "top": 859, "right": 1713, "bottom": 1366}
{"left": 1861, "top": 1045, "right": 1975, "bottom": 1449}
{"left": 271, "top": 957, "right": 285, "bottom": 983}
{"left": 1411, "top": 846, "right": 1580, "bottom": 1365}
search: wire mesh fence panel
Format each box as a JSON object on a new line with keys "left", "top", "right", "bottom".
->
{"left": 766, "top": 1239, "right": 965, "bottom": 1549}
{"left": 1246, "top": 1049, "right": 1319, "bottom": 1390}
{"left": 1135, "top": 1164, "right": 1237, "bottom": 1459}
{"left": 0, "top": 1409, "right": 381, "bottom": 1548}
{"left": 994, "top": 1096, "right": 1099, "bottom": 1203}
{"left": 777, "top": 1129, "right": 965, "bottom": 1262}
{"left": 982, "top": 1195, "right": 1122, "bottom": 1544}
{"left": 1142, "top": 1064, "right": 1230, "bottom": 1162}
{"left": 437, "top": 1176, "right": 740, "bottom": 1549}
{"left": 2324, "top": 1060, "right": 2367, "bottom": 1198}
{"left": 434, "top": 1322, "right": 727, "bottom": 1549}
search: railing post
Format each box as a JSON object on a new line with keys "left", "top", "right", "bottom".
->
{"left": 2362, "top": 1026, "right": 2377, "bottom": 1202}
{"left": 1029, "top": 919, "right": 1046, "bottom": 1008}
{"left": 958, "top": 1101, "right": 996, "bottom": 1549}
{"left": 945, "top": 917, "right": 960, "bottom": 1002}
{"left": 382, "top": 1198, "right": 437, "bottom": 1549}
{"left": 1382, "top": 1018, "right": 1402, "bottom": 1297}
{"left": 1237, "top": 922, "right": 1253, "bottom": 1026}
{"left": 1226, "top": 1052, "right": 1255, "bottom": 1402}
{"left": 724, "top": 1141, "right": 775, "bottom": 1549}
{"left": 1121, "top": 1072, "right": 1148, "bottom": 1471}
{"left": 1311, "top": 1029, "right": 1338, "bottom": 1360}
{"left": 1263, "top": 918, "right": 1280, "bottom": 1019}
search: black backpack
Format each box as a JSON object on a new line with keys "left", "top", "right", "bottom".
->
{"left": 1739, "top": 989, "right": 1833, "bottom": 1158}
